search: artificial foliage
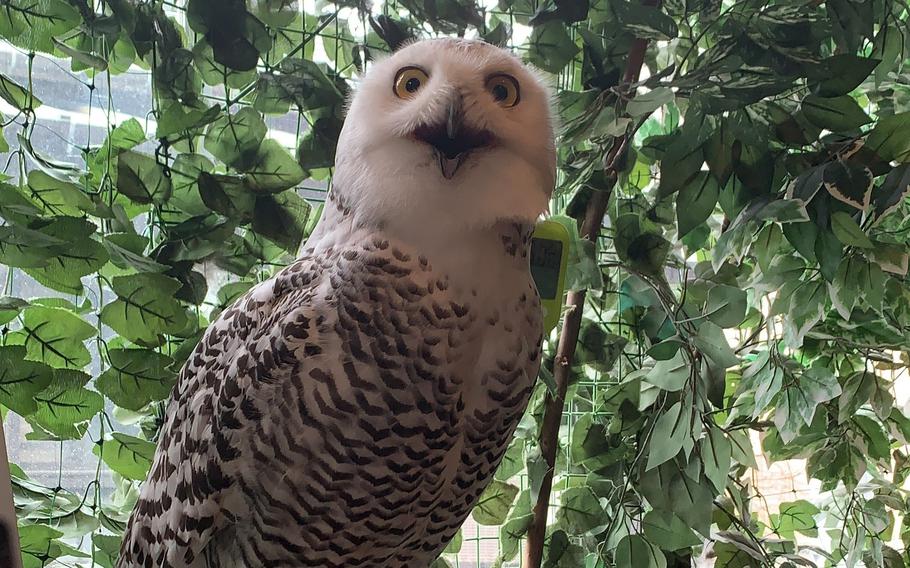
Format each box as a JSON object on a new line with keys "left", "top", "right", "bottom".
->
{"left": 0, "top": 0, "right": 909, "bottom": 567}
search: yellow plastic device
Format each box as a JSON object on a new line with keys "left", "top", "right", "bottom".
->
{"left": 530, "top": 219, "right": 571, "bottom": 333}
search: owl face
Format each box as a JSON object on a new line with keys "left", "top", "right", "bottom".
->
{"left": 334, "top": 38, "right": 556, "bottom": 233}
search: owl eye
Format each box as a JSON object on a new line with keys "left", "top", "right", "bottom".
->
{"left": 394, "top": 67, "right": 429, "bottom": 99}
{"left": 487, "top": 74, "right": 520, "bottom": 107}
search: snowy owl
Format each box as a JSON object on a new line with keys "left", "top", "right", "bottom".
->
{"left": 118, "top": 37, "right": 556, "bottom": 567}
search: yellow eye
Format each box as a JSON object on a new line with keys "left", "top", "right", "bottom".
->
{"left": 393, "top": 66, "right": 429, "bottom": 99}
{"left": 487, "top": 74, "right": 520, "bottom": 107}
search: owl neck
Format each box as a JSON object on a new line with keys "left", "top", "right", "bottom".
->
{"left": 307, "top": 188, "right": 534, "bottom": 272}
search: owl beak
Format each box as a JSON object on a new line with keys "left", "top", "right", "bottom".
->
{"left": 412, "top": 97, "right": 492, "bottom": 180}
{"left": 439, "top": 153, "right": 466, "bottom": 180}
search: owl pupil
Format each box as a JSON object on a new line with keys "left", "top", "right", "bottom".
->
{"left": 406, "top": 78, "right": 421, "bottom": 92}
{"left": 492, "top": 84, "right": 508, "bottom": 101}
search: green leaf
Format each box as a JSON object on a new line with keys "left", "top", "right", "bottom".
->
{"left": 100, "top": 273, "right": 188, "bottom": 346}
{"left": 102, "top": 233, "right": 169, "bottom": 273}
{"left": 243, "top": 139, "right": 306, "bottom": 192}
{"left": 31, "top": 369, "right": 103, "bottom": 440}
{"left": 711, "top": 220, "right": 753, "bottom": 273}
{"left": 754, "top": 199, "right": 810, "bottom": 224}
{"left": 97, "top": 348, "right": 177, "bottom": 411}
{"left": 830, "top": 255, "right": 885, "bottom": 319}
{"left": 495, "top": 440, "right": 524, "bottom": 482}
{"left": 613, "top": 0, "right": 678, "bottom": 40}
{"left": 701, "top": 427, "right": 731, "bottom": 494}
{"left": 198, "top": 173, "right": 256, "bottom": 220}
{"left": 525, "top": 22, "right": 579, "bottom": 74}
{"left": 93, "top": 533, "right": 121, "bottom": 568}
{"left": 783, "top": 280, "right": 826, "bottom": 348}
{"left": 615, "top": 535, "right": 667, "bottom": 568}
{"left": 810, "top": 55, "right": 879, "bottom": 97}
{"left": 93, "top": 433, "right": 155, "bottom": 480}
{"left": 169, "top": 153, "right": 214, "bottom": 217}
{"left": 824, "top": 161, "right": 873, "bottom": 211}
{"left": 776, "top": 367, "right": 841, "bottom": 444}
{"left": 814, "top": 228, "right": 843, "bottom": 282}
{"left": 693, "top": 321, "right": 739, "bottom": 369}
{"left": 0, "top": 181, "right": 42, "bottom": 224}
{"left": 192, "top": 38, "right": 259, "bottom": 88}
{"left": 570, "top": 413, "right": 612, "bottom": 469}
{"left": 19, "top": 524, "right": 63, "bottom": 558}
{"left": 0, "top": 0, "right": 80, "bottom": 53}
{"left": 0, "top": 345, "right": 54, "bottom": 415}
{"left": 212, "top": 281, "right": 254, "bottom": 318}
{"left": 801, "top": 95, "right": 871, "bottom": 131}
{"left": 640, "top": 461, "right": 712, "bottom": 536}
{"left": 0, "top": 295, "right": 27, "bottom": 325}
{"left": 657, "top": 133, "right": 705, "bottom": 198}
{"left": 643, "top": 352, "right": 689, "bottom": 392}
{"left": 576, "top": 322, "right": 626, "bottom": 372}
{"left": 713, "top": 532, "right": 764, "bottom": 565}
{"left": 22, "top": 217, "right": 109, "bottom": 295}
{"left": 498, "top": 490, "right": 532, "bottom": 562}
{"left": 863, "top": 498, "right": 890, "bottom": 534}
{"left": 795, "top": 367, "right": 842, "bottom": 425}
{"left": 613, "top": 213, "right": 670, "bottom": 276}
{"left": 156, "top": 102, "right": 222, "bottom": 139}
{"left": 867, "top": 112, "right": 910, "bottom": 162}
{"left": 646, "top": 336, "right": 683, "bottom": 361}
{"left": 443, "top": 528, "right": 462, "bottom": 554}
{"left": 250, "top": 0, "right": 297, "bottom": 27}
{"left": 19, "top": 305, "right": 96, "bottom": 369}
{"left": 255, "top": 59, "right": 345, "bottom": 113}
{"left": 0, "top": 226, "right": 59, "bottom": 269}
{"left": 251, "top": 191, "right": 311, "bottom": 252}
{"left": 854, "top": 414, "right": 890, "bottom": 461}
{"left": 53, "top": 38, "right": 109, "bottom": 71}
{"left": 97, "top": 119, "right": 145, "bottom": 159}
{"left": 642, "top": 511, "right": 701, "bottom": 551}
{"left": 627, "top": 87, "right": 674, "bottom": 118}
{"left": 0, "top": 73, "right": 42, "bottom": 110}
{"left": 117, "top": 151, "right": 173, "bottom": 205}
{"left": 555, "top": 487, "right": 605, "bottom": 535}
{"left": 472, "top": 480, "right": 519, "bottom": 525}
{"left": 839, "top": 371, "right": 877, "bottom": 424}
{"left": 748, "top": 354, "right": 783, "bottom": 418}
{"left": 26, "top": 170, "right": 94, "bottom": 216}
{"left": 676, "top": 172, "right": 720, "bottom": 238}
{"left": 705, "top": 284, "right": 747, "bottom": 328}
{"left": 773, "top": 500, "right": 819, "bottom": 538}
{"left": 871, "top": 164, "right": 910, "bottom": 222}
{"left": 831, "top": 211, "right": 873, "bottom": 248}
{"left": 204, "top": 107, "right": 268, "bottom": 167}
{"left": 646, "top": 400, "right": 690, "bottom": 470}
{"left": 527, "top": 446, "right": 548, "bottom": 505}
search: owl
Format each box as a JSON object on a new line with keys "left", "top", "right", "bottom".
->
{"left": 118, "top": 37, "right": 556, "bottom": 567}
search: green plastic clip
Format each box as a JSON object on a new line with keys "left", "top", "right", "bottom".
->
{"left": 531, "top": 219, "right": 571, "bottom": 333}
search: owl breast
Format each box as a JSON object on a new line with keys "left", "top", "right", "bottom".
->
{"left": 209, "top": 233, "right": 543, "bottom": 567}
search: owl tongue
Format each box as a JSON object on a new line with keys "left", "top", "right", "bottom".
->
{"left": 439, "top": 153, "right": 465, "bottom": 179}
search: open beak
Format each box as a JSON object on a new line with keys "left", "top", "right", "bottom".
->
{"left": 412, "top": 96, "right": 493, "bottom": 180}
{"left": 438, "top": 154, "right": 466, "bottom": 179}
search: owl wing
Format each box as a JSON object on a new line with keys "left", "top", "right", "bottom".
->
{"left": 117, "top": 261, "right": 325, "bottom": 568}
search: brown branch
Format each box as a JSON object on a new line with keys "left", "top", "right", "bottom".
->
{"left": 522, "top": 5, "right": 659, "bottom": 566}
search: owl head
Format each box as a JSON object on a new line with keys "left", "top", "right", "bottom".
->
{"left": 332, "top": 38, "right": 556, "bottom": 235}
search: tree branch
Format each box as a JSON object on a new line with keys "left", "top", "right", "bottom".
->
{"left": 523, "top": 5, "right": 659, "bottom": 566}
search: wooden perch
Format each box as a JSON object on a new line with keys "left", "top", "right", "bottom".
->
{"left": 523, "top": 7, "right": 659, "bottom": 566}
